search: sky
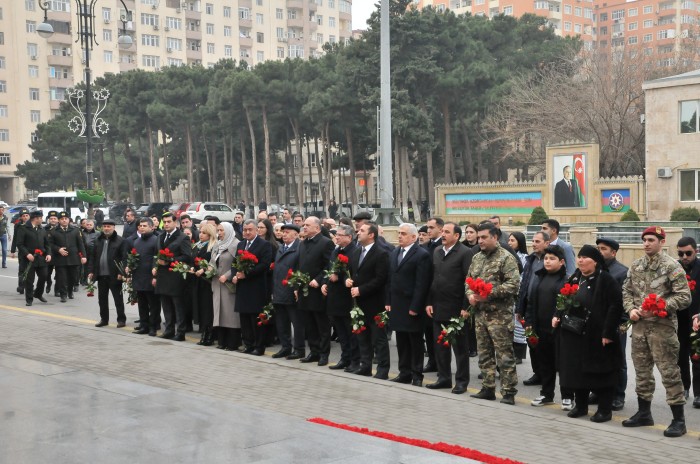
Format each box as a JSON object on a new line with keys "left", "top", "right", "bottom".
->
{"left": 352, "top": 1, "right": 377, "bottom": 30}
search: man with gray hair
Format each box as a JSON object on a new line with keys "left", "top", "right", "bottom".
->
{"left": 386, "top": 223, "right": 432, "bottom": 386}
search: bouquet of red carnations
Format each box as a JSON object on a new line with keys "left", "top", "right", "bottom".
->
{"left": 642, "top": 293, "right": 668, "bottom": 318}
{"left": 556, "top": 283, "right": 580, "bottom": 312}
{"left": 233, "top": 250, "right": 258, "bottom": 274}
{"left": 257, "top": 303, "right": 274, "bottom": 326}
{"left": 374, "top": 310, "right": 389, "bottom": 328}
{"left": 324, "top": 254, "right": 350, "bottom": 280}
{"left": 283, "top": 269, "right": 311, "bottom": 296}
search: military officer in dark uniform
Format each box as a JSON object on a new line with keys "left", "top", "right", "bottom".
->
{"left": 11, "top": 208, "right": 30, "bottom": 294}
{"left": 16, "top": 210, "right": 52, "bottom": 306}
{"left": 51, "top": 211, "right": 87, "bottom": 302}
{"left": 44, "top": 211, "right": 59, "bottom": 295}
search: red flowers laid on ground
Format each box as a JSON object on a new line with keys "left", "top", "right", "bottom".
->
{"left": 687, "top": 275, "right": 697, "bottom": 292}
{"left": 374, "top": 311, "right": 389, "bottom": 329}
{"left": 642, "top": 293, "right": 668, "bottom": 318}
{"left": 234, "top": 250, "right": 259, "bottom": 274}
{"left": 556, "top": 283, "right": 580, "bottom": 312}
{"left": 465, "top": 277, "right": 493, "bottom": 299}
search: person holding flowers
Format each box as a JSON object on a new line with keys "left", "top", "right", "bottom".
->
{"left": 524, "top": 245, "right": 570, "bottom": 409}
{"left": 675, "top": 237, "right": 700, "bottom": 407}
{"left": 87, "top": 219, "right": 127, "bottom": 328}
{"left": 211, "top": 222, "right": 240, "bottom": 351}
{"left": 129, "top": 218, "right": 161, "bottom": 336}
{"left": 551, "top": 245, "right": 623, "bottom": 423}
{"left": 385, "top": 223, "right": 431, "bottom": 387}
{"left": 16, "top": 210, "right": 52, "bottom": 306}
{"left": 622, "top": 227, "right": 691, "bottom": 437}
{"left": 191, "top": 223, "right": 217, "bottom": 346}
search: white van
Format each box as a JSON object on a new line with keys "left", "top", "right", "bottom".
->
{"left": 37, "top": 191, "right": 109, "bottom": 223}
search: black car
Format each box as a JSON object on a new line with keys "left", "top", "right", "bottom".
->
{"left": 144, "top": 202, "right": 172, "bottom": 219}
{"left": 108, "top": 203, "right": 135, "bottom": 224}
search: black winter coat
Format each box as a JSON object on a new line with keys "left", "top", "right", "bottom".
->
{"left": 386, "top": 244, "right": 432, "bottom": 332}
{"left": 323, "top": 242, "right": 357, "bottom": 317}
{"left": 130, "top": 232, "right": 159, "bottom": 292}
{"left": 88, "top": 232, "right": 126, "bottom": 279}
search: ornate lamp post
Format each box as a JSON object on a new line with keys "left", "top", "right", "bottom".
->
{"left": 37, "top": 0, "right": 133, "bottom": 192}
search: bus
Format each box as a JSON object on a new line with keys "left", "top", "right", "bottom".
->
{"left": 37, "top": 191, "right": 109, "bottom": 222}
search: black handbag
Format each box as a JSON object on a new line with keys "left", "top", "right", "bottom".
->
{"left": 561, "top": 311, "right": 589, "bottom": 335}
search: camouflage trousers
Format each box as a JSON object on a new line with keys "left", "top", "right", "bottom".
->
{"left": 475, "top": 308, "right": 518, "bottom": 395}
{"left": 631, "top": 320, "right": 685, "bottom": 405}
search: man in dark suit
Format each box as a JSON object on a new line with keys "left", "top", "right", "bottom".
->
{"left": 129, "top": 218, "right": 161, "bottom": 336}
{"left": 51, "top": 211, "right": 87, "bottom": 302}
{"left": 11, "top": 208, "right": 31, "bottom": 294}
{"left": 322, "top": 224, "right": 359, "bottom": 371}
{"left": 16, "top": 210, "right": 52, "bottom": 306}
{"left": 232, "top": 219, "right": 274, "bottom": 355}
{"left": 421, "top": 216, "right": 444, "bottom": 373}
{"left": 271, "top": 223, "right": 303, "bottom": 359}
{"left": 122, "top": 210, "right": 137, "bottom": 240}
{"left": 43, "top": 211, "right": 59, "bottom": 295}
{"left": 553, "top": 165, "right": 581, "bottom": 208}
{"left": 346, "top": 222, "right": 390, "bottom": 379}
{"left": 88, "top": 219, "right": 127, "bottom": 328}
{"left": 386, "top": 223, "right": 432, "bottom": 387}
{"left": 153, "top": 212, "right": 192, "bottom": 341}
{"left": 297, "top": 216, "right": 335, "bottom": 365}
{"left": 425, "top": 222, "right": 474, "bottom": 394}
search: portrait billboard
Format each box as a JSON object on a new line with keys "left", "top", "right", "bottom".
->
{"left": 553, "top": 153, "right": 587, "bottom": 209}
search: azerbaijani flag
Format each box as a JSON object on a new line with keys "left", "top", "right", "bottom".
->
{"left": 601, "top": 189, "right": 631, "bottom": 213}
{"left": 573, "top": 153, "right": 586, "bottom": 207}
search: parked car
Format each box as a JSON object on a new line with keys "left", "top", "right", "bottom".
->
{"left": 134, "top": 204, "right": 150, "bottom": 218}
{"left": 108, "top": 202, "right": 135, "bottom": 224}
{"left": 11, "top": 206, "right": 38, "bottom": 225}
{"left": 185, "top": 202, "right": 236, "bottom": 223}
{"left": 173, "top": 202, "right": 191, "bottom": 219}
{"left": 139, "top": 202, "right": 173, "bottom": 219}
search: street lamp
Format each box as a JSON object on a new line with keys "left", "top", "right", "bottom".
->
{"left": 37, "top": 0, "right": 133, "bottom": 193}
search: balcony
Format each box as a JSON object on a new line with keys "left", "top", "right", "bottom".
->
{"left": 239, "top": 0, "right": 252, "bottom": 7}
{"left": 288, "top": 16, "right": 305, "bottom": 28}
{"left": 119, "top": 60, "right": 137, "bottom": 72}
{"left": 287, "top": 0, "right": 304, "bottom": 9}
{"left": 49, "top": 77, "right": 73, "bottom": 89}
{"left": 50, "top": 100, "right": 62, "bottom": 111}
{"left": 47, "top": 54, "right": 73, "bottom": 67}
{"left": 339, "top": 10, "right": 351, "bottom": 21}
{"left": 308, "top": 0, "right": 318, "bottom": 12}
{"left": 186, "top": 48, "right": 201, "bottom": 60}
{"left": 239, "top": 35, "right": 253, "bottom": 47}
{"left": 239, "top": 17, "right": 252, "bottom": 28}
{"left": 185, "top": 8, "right": 201, "bottom": 20}
{"left": 47, "top": 32, "right": 73, "bottom": 46}
{"left": 186, "top": 27, "right": 201, "bottom": 39}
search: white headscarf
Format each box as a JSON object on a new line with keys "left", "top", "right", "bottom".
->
{"left": 211, "top": 222, "right": 236, "bottom": 263}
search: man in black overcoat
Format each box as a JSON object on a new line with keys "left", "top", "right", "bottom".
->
{"left": 16, "top": 210, "right": 52, "bottom": 306}
{"left": 88, "top": 219, "right": 127, "bottom": 328}
{"left": 129, "top": 218, "right": 161, "bottom": 336}
{"left": 386, "top": 223, "right": 432, "bottom": 387}
{"left": 153, "top": 212, "right": 192, "bottom": 341}
{"left": 346, "top": 222, "right": 390, "bottom": 379}
{"left": 233, "top": 219, "right": 274, "bottom": 355}
{"left": 297, "top": 216, "right": 335, "bottom": 365}
{"left": 271, "top": 223, "right": 304, "bottom": 359}
{"left": 51, "top": 211, "right": 87, "bottom": 302}
{"left": 11, "top": 208, "right": 31, "bottom": 294}
{"left": 420, "top": 216, "right": 445, "bottom": 373}
{"left": 425, "top": 222, "right": 474, "bottom": 394}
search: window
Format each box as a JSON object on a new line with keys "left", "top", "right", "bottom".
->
{"left": 0, "top": 33, "right": 3, "bottom": 45}
{"left": 584, "top": 8, "right": 592, "bottom": 18}
{"left": 167, "top": 58, "right": 183, "bottom": 66}
{"left": 0, "top": 154, "right": 9, "bottom": 165}
{"left": 276, "top": 8, "right": 283, "bottom": 19}
{"left": 257, "top": 32, "right": 264, "bottom": 43}
{"left": 102, "top": 50, "right": 112, "bottom": 63}
{"left": 26, "top": 0, "right": 36, "bottom": 10}
{"left": 224, "top": 45, "right": 232, "bottom": 57}
{"left": 658, "top": 29, "right": 669, "bottom": 39}
{"left": 329, "top": 0, "right": 335, "bottom": 7}
{"left": 103, "top": 29, "right": 112, "bottom": 41}
{"left": 27, "top": 43, "right": 38, "bottom": 57}
{"left": 256, "top": 13, "right": 263, "bottom": 24}
{"left": 205, "top": 3, "right": 213, "bottom": 14}
{"left": 142, "top": 55, "right": 160, "bottom": 67}
{"left": 166, "top": 17, "right": 182, "bottom": 29}
{"left": 0, "top": 106, "right": 7, "bottom": 117}
{"left": 340, "top": 0, "right": 351, "bottom": 13}
{"left": 50, "top": 87, "right": 66, "bottom": 100}
{"left": 329, "top": 16, "right": 336, "bottom": 27}
{"left": 680, "top": 100, "right": 699, "bottom": 133}
{"left": 289, "top": 44, "right": 304, "bottom": 58}
{"left": 141, "top": 13, "right": 158, "bottom": 26}
{"left": 224, "top": 26, "right": 232, "bottom": 37}
{"left": 329, "top": 35, "right": 336, "bottom": 43}
{"left": 30, "top": 110, "right": 40, "bottom": 123}
{"left": 288, "top": 9, "right": 297, "bottom": 19}
{"left": 629, "top": 7, "right": 638, "bottom": 16}
{"left": 612, "top": 9, "right": 624, "bottom": 20}
{"left": 240, "top": 48, "right": 250, "bottom": 58}
{"left": 239, "top": 7, "right": 250, "bottom": 19}
{"left": 26, "top": 20, "right": 36, "bottom": 33}
{"left": 600, "top": 26, "right": 607, "bottom": 35}
{"left": 643, "top": 5, "right": 652, "bottom": 13}
{"left": 643, "top": 19, "right": 653, "bottom": 28}
{"left": 49, "top": 66, "right": 69, "bottom": 78}
{"left": 277, "top": 27, "right": 284, "bottom": 38}
{"left": 564, "top": 4, "right": 571, "bottom": 13}
{"left": 205, "top": 43, "right": 213, "bottom": 53}
{"left": 256, "top": 51, "right": 264, "bottom": 61}
{"left": 0, "top": 81, "right": 5, "bottom": 93}
{"left": 167, "top": 37, "right": 182, "bottom": 50}
{"left": 564, "top": 21, "right": 571, "bottom": 32}
{"left": 316, "top": 14, "right": 323, "bottom": 25}
{"left": 629, "top": 22, "right": 637, "bottom": 30}
{"left": 29, "top": 65, "right": 39, "bottom": 77}
{"left": 224, "top": 6, "right": 232, "bottom": 17}
{"left": 256, "top": 0, "right": 263, "bottom": 5}
{"left": 49, "top": 0, "right": 70, "bottom": 12}
{"left": 574, "top": 6, "right": 582, "bottom": 16}
{"left": 628, "top": 36, "right": 638, "bottom": 44}
{"left": 599, "top": 12, "right": 607, "bottom": 21}
{"left": 277, "top": 47, "right": 285, "bottom": 58}
{"left": 0, "top": 130, "right": 8, "bottom": 142}
{"left": 680, "top": 170, "right": 700, "bottom": 201}
{"left": 142, "top": 34, "right": 160, "bottom": 46}
{"left": 643, "top": 33, "right": 652, "bottom": 42}
{"left": 316, "top": 33, "right": 323, "bottom": 43}
{"left": 206, "top": 23, "right": 214, "bottom": 34}
{"left": 574, "top": 23, "right": 581, "bottom": 33}
{"left": 102, "top": 8, "right": 111, "bottom": 21}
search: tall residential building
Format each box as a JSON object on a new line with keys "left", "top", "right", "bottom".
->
{"left": 0, "top": 0, "right": 352, "bottom": 203}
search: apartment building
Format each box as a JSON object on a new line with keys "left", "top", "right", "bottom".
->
{"left": 0, "top": 0, "right": 352, "bottom": 203}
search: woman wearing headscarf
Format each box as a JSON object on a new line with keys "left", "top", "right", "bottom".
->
{"left": 192, "top": 223, "right": 217, "bottom": 346}
{"left": 211, "top": 222, "right": 241, "bottom": 351}
{"left": 553, "top": 245, "right": 624, "bottom": 423}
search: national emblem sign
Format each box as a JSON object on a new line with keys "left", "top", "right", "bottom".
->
{"left": 601, "top": 189, "right": 630, "bottom": 213}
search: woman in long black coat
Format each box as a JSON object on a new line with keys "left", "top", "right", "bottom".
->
{"left": 192, "top": 223, "right": 216, "bottom": 346}
{"left": 553, "top": 245, "right": 624, "bottom": 423}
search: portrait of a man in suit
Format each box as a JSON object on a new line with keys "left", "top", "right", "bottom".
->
{"left": 553, "top": 164, "right": 581, "bottom": 208}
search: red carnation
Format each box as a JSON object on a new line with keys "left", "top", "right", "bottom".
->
{"left": 34, "top": 249, "right": 43, "bottom": 256}
{"left": 131, "top": 248, "right": 137, "bottom": 255}
{"left": 338, "top": 254, "right": 349, "bottom": 264}
{"left": 287, "top": 268, "right": 294, "bottom": 278}
{"left": 528, "top": 336, "right": 539, "bottom": 347}
{"left": 692, "top": 354, "right": 700, "bottom": 362}
{"left": 282, "top": 279, "right": 288, "bottom": 286}
{"left": 270, "top": 262, "right": 275, "bottom": 270}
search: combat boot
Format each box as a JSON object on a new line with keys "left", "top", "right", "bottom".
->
{"left": 663, "top": 405, "right": 686, "bottom": 437}
{"left": 622, "top": 397, "right": 654, "bottom": 427}
{"left": 470, "top": 387, "right": 496, "bottom": 400}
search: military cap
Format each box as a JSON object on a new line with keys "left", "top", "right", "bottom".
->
{"left": 47, "top": 210, "right": 59, "bottom": 218}
{"left": 19, "top": 208, "right": 30, "bottom": 216}
{"left": 29, "top": 210, "right": 43, "bottom": 218}
{"left": 641, "top": 226, "right": 665, "bottom": 240}
{"left": 353, "top": 211, "right": 372, "bottom": 221}
{"left": 58, "top": 211, "right": 69, "bottom": 219}
{"left": 280, "top": 223, "right": 300, "bottom": 233}
{"left": 595, "top": 237, "right": 620, "bottom": 251}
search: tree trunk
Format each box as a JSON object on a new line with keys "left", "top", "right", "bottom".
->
{"left": 344, "top": 127, "right": 358, "bottom": 208}
{"left": 322, "top": 123, "right": 332, "bottom": 217}
{"left": 240, "top": 128, "right": 249, "bottom": 212}
{"left": 313, "top": 137, "right": 322, "bottom": 208}
{"left": 97, "top": 144, "right": 107, "bottom": 195}
{"left": 262, "top": 104, "right": 271, "bottom": 204}
{"left": 123, "top": 137, "right": 136, "bottom": 203}
{"left": 146, "top": 122, "right": 160, "bottom": 202}
{"left": 137, "top": 137, "right": 147, "bottom": 203}
{"left": 403, "top": 147, "right": 414, "bottom": 210}
{"left": 193, "top": 134, "right": 201, "bottom": 200}
{"left": 459, "top": 117, "right": 474, "bottom": 183}
{"left": 285, "top": 135, "right": 292, "bottom": 205}
{"left": 222, "top": 136, "right": 229, "bottom": 204}
{"left": 185, "top": 124, "right": 194, "bottom": 201}
{"left": 161, "top": 129, "right": 172, "bottom": 202}
{"left": 289, "top": 118, "right": 304, "bottom": 208}
{"left": 394, "top": 136, "right": 402, "bottom": 213}
{"left": 202, "top": 133, "right": 214, "bottom": 201}
{"left": 244, "top": 105, "right": 258, "bottom": 212}
{"left": 109, "top": 143, "right": 120, "bottom": 201}
{"left": 426, "top": 148, "right": 435, "bottom": 214}
{"left": 442, "top": 100, "right": 454, "bottom": 183}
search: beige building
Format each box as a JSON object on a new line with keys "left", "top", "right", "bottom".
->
{"left": 0, "top": 0, "right": 352, "bottom": 203}
{"left": 643, "top": 68, "right": 700, "bottom": 220}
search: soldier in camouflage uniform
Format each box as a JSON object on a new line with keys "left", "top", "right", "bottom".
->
{"left": 622, "top": 226, "right": 691, "bottom": 438}
{"left": 467, "top": 222, "right": 521, "bottom": 405}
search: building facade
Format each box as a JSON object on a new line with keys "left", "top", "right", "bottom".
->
{"left": 643, "top": 69, "right": 700, "bottom": 220}
{"left": 0, "top": 0, "right": 352, "bottom": 203}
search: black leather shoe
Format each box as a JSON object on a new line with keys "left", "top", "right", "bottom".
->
{"left": 693, "top": 396, "right": 700, "bottom": 408}
{"left": 590, "top": 411, "right": 612, "bottom": 423}
{"left": 35, "top": 295, "right": 47, "bottom": 303}
{"left": 588, "top": 392, "right": 599, "bottom": 404}
{"left": 242, "top": 347, "right": 255, "bottom": 354}
{"left": 116, "top": 322, "right": 126, "bottom": 328}
{"left": 73, "top": 285, "right": 79, "bottom": 292}
{"left": 300, "top": 353, "right": 320, "bottom": 363}
{"left": 95, "top": 320, "right": 108, "bottom": 327}
{"left": 272, "top": 349, "right": 292, "bottom": 359}
{"left": 470, "top": 388, "right": 496, "bottom": 400}
{"left": 344, "top": 363, "right": 359, "bottom": 373}
{"left": 423, "top": 361, "right": 437, "bottom": 373}
{"left": 17, "top": 286, "right": 24, "bottom": 295}
{"left": 373, "top": 371, "right": 388, "bottom": 380}
{"left": 148, "top": 331, "right": 157, "bottom": 337}
{"left": 46, "top": 283, "right": 52, "bottom": 293}
{"left": 412, "top": 379, "right": 423, "bottom": 387}
{"left": 452, "top": 384, "right": 468, "bottom": 394}
{"left": 25, "top": 300, "right": 33, "bottom": 306}
{"left": 329, "top": 361, "right": 349, "bottom": 370}
{"left": 426, "top": 380, "right": 452, "bottom": 390}
{"left": 250, "top": 349, "right": 264, "bottom": 356}
{"left": 469, "top": 350, "right": 478, "bottom": 358}
{"left": 159, "top": 332, "right": 175, "bottom": 339}
{"left": 67, "top": 293, "right": 74, "bottom": 300}
{"left": 133, "top": 328, "right": 149, "bottom": 335}
{"left": 390, "top": 375, "right": 412, "bottom": 384}
{"left": 317, "top": 356, "right": 329, "bottom": 366}
{"left": 286, "top": 351, "right": 304, "bottom": 360}
{"left": 173, "top": 334, "right": 186, "bottom": 341}
{"left": 523, "top": 374, "right": 542, "bottom": 386}
{"left": 353, "top": 367, "right": 372, "bottom": 376}
{"left": 60, "top": 295, "right": 67, "bottom": 303}
{"left": 611, "top": 399, "right": 625, "bottom": 411}
{"left": 567, "top": 407, "right": 589, "bottom": 418}
{"left": 54, "top": 291, "right": 60, "bottom": 297}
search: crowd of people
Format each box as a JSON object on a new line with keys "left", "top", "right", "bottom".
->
{"left": 6, "top": 205, "right": 700, "bottom": 439}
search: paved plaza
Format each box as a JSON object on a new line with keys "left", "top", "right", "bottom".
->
{"left": 0, "top": 258, "right": 699, "bottom": 463}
